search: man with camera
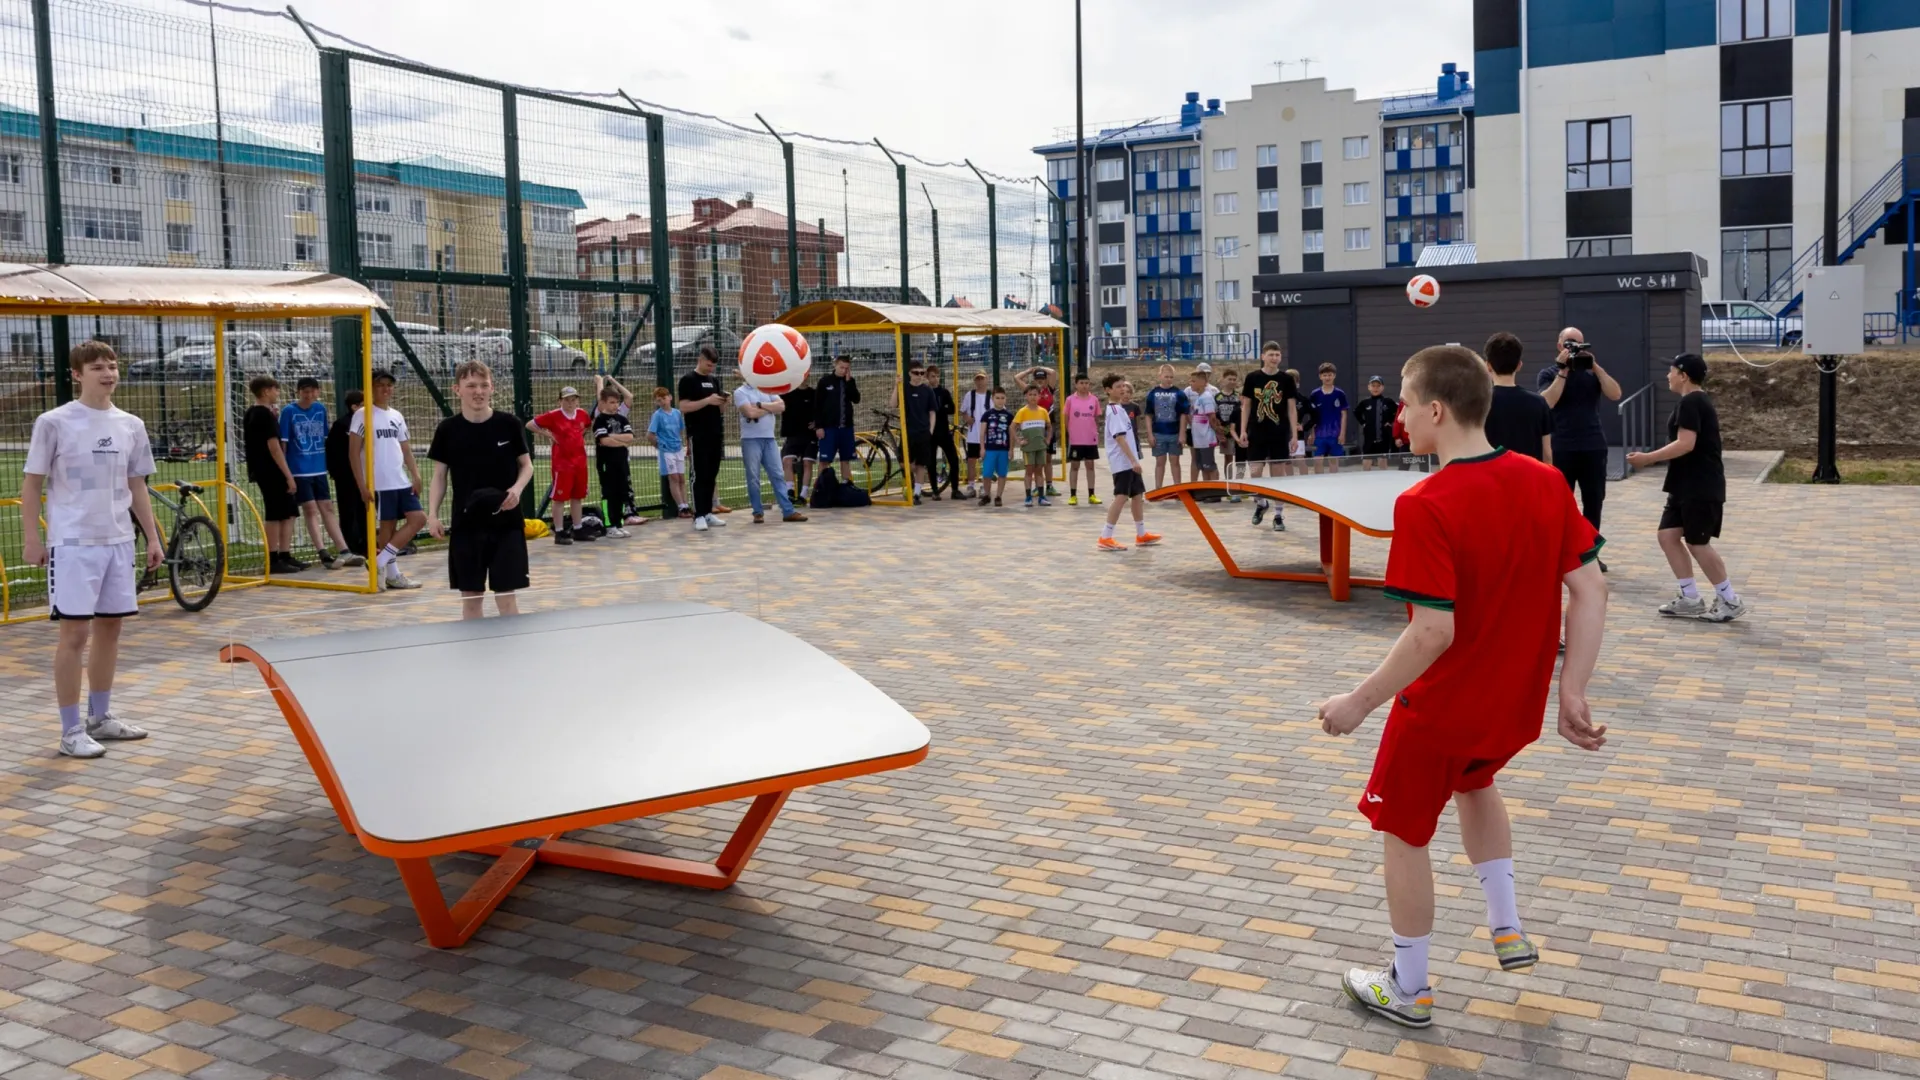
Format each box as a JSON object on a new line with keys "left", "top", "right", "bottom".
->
{"left": 1538, "top": 327, "right": 1620, "bottom": 565}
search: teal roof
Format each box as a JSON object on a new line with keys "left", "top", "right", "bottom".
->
{"left": 0, "top": 105, "right": 585, "bottom": 209}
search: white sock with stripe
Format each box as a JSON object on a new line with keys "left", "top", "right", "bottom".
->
{"left": 1391, "top": 933, "right": 1430, "bottom": 994}
{"left": 1475, "top": 857, "right": 1520, "bottom": 932}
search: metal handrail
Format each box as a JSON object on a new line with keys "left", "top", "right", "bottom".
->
{"left": 1760, "top": 155, "right": 1915, "bottom": 304}
{"left": 1611, "top": 383, "right": 1657, "bottom": 480}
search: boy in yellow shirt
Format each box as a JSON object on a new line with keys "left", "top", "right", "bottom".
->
{"left": 1013, "top": 385, "right": 1053, "bottom": 507}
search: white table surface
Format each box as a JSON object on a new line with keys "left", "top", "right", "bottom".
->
{"left": 1211, "top": 470, "right": 1424, "bottom": 533}
{"left": 245, "top": 602, "right": 931, "bottom": 844}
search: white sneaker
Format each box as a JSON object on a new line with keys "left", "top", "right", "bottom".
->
{"left": 60, "top": 730, "right": 106, "bottom": 758}
{"left": 705, "top": 513, "right": 726, "bottom": 527}
{"left": 1708, "top": 595, "right": 1750, "bottom": 622}
{"left": 605, "top": 527, "right": 631, "bottom": 539}
{"left": 1657, "top": 590, "right": 1711, "bottom": 619}
{"left": 86, "top": 713, "right": 147, "bottom": 741}
{"left": 336, "top": 553, "right": 367, "bottom": 568}
{"left": 693, "top": 516, "right": 709, "bottom": 532}
{"left": 385, "top": 566, "right": 421, "bottom": 590}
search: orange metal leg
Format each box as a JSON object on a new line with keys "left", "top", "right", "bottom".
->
{"left": 1330, "top": 522, "right": 1353, "bottom": 602}
{"left": 394, "top": 839, "right": 545, "bottom": 948}
{"left": 1318, "top": 514, "right": 1334, "bottom": 570}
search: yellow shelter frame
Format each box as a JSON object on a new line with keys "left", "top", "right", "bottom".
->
{"left": 0, "top": 264, "right": 387, "bottom": 622}
{"left": 775, "top": 300, "right": 1069, "bottom": 505}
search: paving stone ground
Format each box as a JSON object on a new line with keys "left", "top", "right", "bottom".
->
{"left": 0, "top": 453, "right": 1916, "bottom": 1080}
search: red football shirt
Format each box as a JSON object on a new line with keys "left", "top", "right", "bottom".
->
{"left": 533, "top": 408, "right": 591, "bottom": 465}
{"left": 1382, "top": 449, "right": 1602, "bottom": 757}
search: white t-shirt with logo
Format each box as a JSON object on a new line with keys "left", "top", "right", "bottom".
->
{"left": 960, "top": 389, "right": 993, "bottom": 444}
{"left": 733, "top": 385, "right": 780, "bottom": 440}
{"left": 25, "top": 401, "right": 156, "bottom": 546}
{"left": 347, "top": 404, "right": 412, "bottom": 491}
{"left": 1104, "top": 403, "right": 1140, "bottom": 475}
{"left": 1186, "top": 386, "right": 1219, "bottom": 448}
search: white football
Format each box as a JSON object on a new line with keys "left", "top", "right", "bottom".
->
{"left": 737, "top": 323, "right": 812, "bottom": 393}
{"left": 1406, "top": 274, "right": 1441, "bottom": 309}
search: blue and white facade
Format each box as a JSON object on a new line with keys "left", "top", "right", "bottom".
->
{"left": 1473, "top": 0, "right": 1920, "bottom": 310}
{"left": 1381, "top": 66, "right": 1475, "bottom": 268}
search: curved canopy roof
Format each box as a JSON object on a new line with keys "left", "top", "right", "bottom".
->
{"left": 0, "top": 264, "right": 387, "bottom": 315}
{"left": 776, "top": 299, "right": 1065, "bottom": 335}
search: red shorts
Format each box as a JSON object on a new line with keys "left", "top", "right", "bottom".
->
{"left": 1359, "top": 716, "right": 1518, "bottom": 847}
{"left": 551, "top": 458, "right": 588, "bottom": 501}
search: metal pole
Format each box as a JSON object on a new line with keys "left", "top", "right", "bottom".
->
{"left": 207, "top": 3, "right": 234, "bottom": 269}
{"left": 1074, "top": 0, "right": 1091, "bottom": 384}
{"left": 502, "top": 89, "right": 533, "bottom": 423}
{"left": 31, "top": 0, "right": 70, "bottom": 403}
{"left": 319, "top": 49, "right": 362, "bottom": 409}
{"left": 645, "top": 111, "right": 672, "bottom": 391}
{"left": 1812, "top": 0, "right": 1842, "bottom": 484}
{"left": 967, "top": 159, "right": 1000, "bottom": 383}
{"left": 922, "top": 183, "right": 940, "bottom": 308}
{"left": 434, "top": 249, "right": 447, "bottom": 332}
{"left": 1037, "top": 177, "right": 1075, "bottom": 383}
{"left": 756, "top": 114, "right": 801, "bottom": 311}
{"left": 709, "top": 225, "right": 720, "bottom": 338}
{"left": 875, "top": 139, "right": 909, "bottom": 369}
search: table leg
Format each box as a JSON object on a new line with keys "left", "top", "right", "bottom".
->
{"left": 1318, "top": 514, "right": 1334, "bottom": 571}
{"left": 491, "top": 790, "right": 794, "bottom": 891}
{"left": 1329, "top": 521, "right": 1352, "bottom": 602}
{"left": 1178, "top": 491, "right": 1246, "bottom": 577}
{"left": 394, "top": 839, "right": 545, "bottom": 948}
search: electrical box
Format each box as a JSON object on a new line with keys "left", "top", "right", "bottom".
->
{"left": 1801, "top": 264, "right": 1865, "bottom": 356}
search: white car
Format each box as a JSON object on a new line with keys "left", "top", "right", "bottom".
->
{"left": 1701, "top": 301, "right": 1802, "bottom": 348}
{"left": 473, "top": 328, "right": 592, "bottom": 372}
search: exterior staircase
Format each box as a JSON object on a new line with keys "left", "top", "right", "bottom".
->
{"left": 1760, "top": 155, "right": 1919, "bottom": 317}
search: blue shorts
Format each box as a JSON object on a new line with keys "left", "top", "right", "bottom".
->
{"left": 817, "top": 426, "right": 857, "bottom": 463}
{"left": 1314, "top": 436, "right": 1346, "bottom": 458}
{"left": 1153, "top": 433, "right": 1182, "bottom": 457}
{"left": 293, "top": 474, "right": 331, "bottom": 504}
{"left": 376, "top": 488, "right": 423, "bottom": 521}
{"left": 981, "top": 449, "right": 1010, "bottom": 479}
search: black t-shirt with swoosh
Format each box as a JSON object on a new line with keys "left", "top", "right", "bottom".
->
{"left": 428, "top": 410, "right": 528, "bottom": 531}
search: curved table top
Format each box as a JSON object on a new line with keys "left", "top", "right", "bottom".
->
{"left": 1147, "top": 469, "right": 1426, "bottom": 537}
{"left": 234, "top": 602, "right": 930, "bottom": 846}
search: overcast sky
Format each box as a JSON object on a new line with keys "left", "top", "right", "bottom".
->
{"left": 231, "top": 0, "right": 1476, "bottom": 178}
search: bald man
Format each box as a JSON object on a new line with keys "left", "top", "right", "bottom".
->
{"left": 1538, "top": 327, "right": 1621, "bottom": 558}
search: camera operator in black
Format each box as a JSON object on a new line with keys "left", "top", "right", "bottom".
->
{"left": 1539, "top": 326, "right": 1621, "bottom": 563}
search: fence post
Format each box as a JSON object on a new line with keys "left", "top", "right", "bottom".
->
{"left": 754, "top": 115, "right": 800, "bottom": 311}
{"left": 922, "top": 184, "right": 940, "bottom": 310}
{"left": 318, "top": 48, "right": 363, "bottom": 409}
{"left": 1037, "top": 178, "right": 1075, "bottom": 381}
{"left": 31, "top": 0, "right": 70, "bottom": 404}
{"left": 646, "top": 113, "right": 672, "bottom": 391}
{"left": 875, "top": 139, "right": 909, "bottom": 369}
{"left": 966, "top": 161, "right": 998, "bottom": 385}
{"left": 501, "top": 88, "right": 532, "bottom": 423}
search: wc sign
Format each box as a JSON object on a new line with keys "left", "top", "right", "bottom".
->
{"left": 1612, "top": 273, "right": 1679, "bottom": 290}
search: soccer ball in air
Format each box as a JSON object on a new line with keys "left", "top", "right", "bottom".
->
{"left": 738, "top": 323, "right": 812, "bottom": 393}
{"left": 1406, "top": 274, "right": 1441, "bottom": 308}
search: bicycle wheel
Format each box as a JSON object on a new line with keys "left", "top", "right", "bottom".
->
{"left": 167, "top": 515, "right": 224, "bottom": 612}
{"left": 848, "top": 434, "right": 895, "bottom": 493}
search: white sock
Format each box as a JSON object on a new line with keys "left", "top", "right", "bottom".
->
{"left": 1391, "top": 933, "right": 1430, "bottom": 993}
{"left": 1135, "top": 520, "right": 1147, "bottom": 537}
{"left": 1254, "top": 497, "right": 1268, "bottom": 509}
{"left": 1100, "top": 524, "right": 1115, "bottom": 539}
{"left": 1474, "top": 857, "right": 1521, "bottom": 932}
{"left": 1714, "top": 580, "right": 1739, "bottom": 604}
{"left": 377, "top": 545, "right": 397, "bottom": 570}
{"left": 1676, "top": 577, "right": 1699, "bottom": 599}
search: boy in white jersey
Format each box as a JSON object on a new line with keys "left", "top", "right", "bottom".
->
{"left": 21, "top": 342, "right": 165, "bottom": 758}
{"left": 1097, "top": 376, "right": 1161, "bottom": 551}
{"left": 348, "top": 369, "right": 427, "bottom": 590}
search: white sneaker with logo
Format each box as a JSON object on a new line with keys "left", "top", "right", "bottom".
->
{"left": 86, "top": 713, "right": 148, "bottom": 741}
{"left": 1342, "top": 965, "right": 1433, "bottom": 1028}
{"left": 60, "top": 730, "right": 107, "bottom": 759}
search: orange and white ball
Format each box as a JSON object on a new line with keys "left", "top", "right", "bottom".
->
{"left": 737, "top": 323, "right": 812, "bottom": 393}
{"left": 1406, "top": 274, "right": 1441, "bottom": 309}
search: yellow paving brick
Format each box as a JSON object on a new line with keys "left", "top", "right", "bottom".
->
{"left": 939, "top": 1028, "right": 1021, "bottom": 1059}
{"left": 1592, "top": 930, "right": 1669, "bottom": 953}
{"left": 632, "top": 1026, "right": 708, "bottom": 1053}
{"left": 1627, "top": 1067, "right": 1709, "bottom": 1080}
{"left": 1676, "top": 916, "right": 1754, "bottom": 938}
{"left": 992, "top": 930, "right": 1062, "bottom": 953}
{"left": 1089, "top": 983, "right": 1165, "bottom": 1009}
{"left": 1105, "top": 936, "right": 1177, "bottom": 959}
{"left": 876, "top": 910, "right": 941, "bottom": 931}
{"left": 1837, "top": 967, "right": 1920, "bottom": 992}
{"left": 688, "top": 995, "right": 825, "bottom": 1037}
{"left": 929, "top": 1004, "right": 1004, "bottom": 1034}
{"left": 1465, "top": 999, "right": 1555, "bottom": 1024}
{"left": 970, "top": 899, "right": 1034, "bottom": 918}
{"left": 1704, "top": 961, "right": 1787, "bottom": 984}
{"left": 1695, "top": 989, "right": 1785, "bottom": 1016}
{"left": 1244, "top": 917, "right": 1316, "bottom": 939}
{"left": 1659, "top": 969, "right": 1747, "bottom": 993}
{"left": 806, "top": 999, "right": 881, "bottom": 1026}
{"left": 55, "top": 942, "right": 114, "bottom": 963}
{"left": 798, "top": 978, "right": 869, "bottom": 1004}
{"left": 170, "top": 1000, "right": 237, "bottom": 1026}
{"left": 626, "top": 942, "right": 695, "bottom": 966}
{"left": 1007, "top": 949, "right": 1077, "bottom": 973}
{"left": 572, "top": 968, "right": 643, "bottom": 993}
{"left": 107, "top": 1006, "right": 175, "bottom": 1033}
{"left": 1540, "top": 876, "right": 1609, "bottom": 894}
{"left": 1151, "top": 929, "right": 1224, "bottom": 952}
{"left": 72, "top": 1055, "right": 145, "bottom": 1080}
{"left": 140, "top": 1046, "right": 215, "bottom": 1074}
{"left": 1515, "top": 991, "right": 1603, "bottom": 1019}
{"left": 402, "top": 990, "right": 473, "bottom": 1015}
{"left": 1731, "top": 1046, "right": 1828, "bottom": 1076}
{"left": 1394, "top": 1041, "right": 1486, "bottom": 1070}
{"left": 452, "top": 1027, "right": 529, "bottom": 1055}
{"left": 869, "top": 895, "right": 928, "bottom": 914}
{"left": 280, "top": 1005, "right": 353, "bottom": 1032}
{"left": 1203, "top": 1045, "right": 1290, "bottom": 1072}
{"left": 1338, "top": 1048, "right": 1427, "bottom": 1078}
{"left": 1830, "top": 1029, "right": 1920, "bottom": 1059}
{"left": 1192, "top": 967, "right": 1268, "bottom": 992}
{"left": 699, "top": 1068, "right": 777, "bottom": 1080}
{"left": 164, "top": 930, "right": 226, "bottom": 951}
{"left": 906, "top": 964, "right": 976, "bottom": 989}
{"left": 446, "top": 1049, "right": 528, "bottom": 1080}
{"left": 674, "top": 918, "right": 736, "bottom": 940}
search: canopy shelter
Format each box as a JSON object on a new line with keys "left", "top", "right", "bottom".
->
{"left": 775, "top": 300, "right": 1069, "bottom": 504}
{"left": 0, "top": 264, "right": 386, "bottom": 621}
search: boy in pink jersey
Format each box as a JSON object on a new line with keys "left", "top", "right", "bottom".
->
{"left": 1063, "top": 374, "right": 1102, "bottom": 506}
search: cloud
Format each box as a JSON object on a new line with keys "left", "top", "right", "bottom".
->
{"left": 725, "top": 26, "right": 751, "bottom": 41}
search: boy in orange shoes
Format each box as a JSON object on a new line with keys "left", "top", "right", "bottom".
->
{"left": 1097, "top": 377, "right": 1161, "bottom": 551}
{"left": 1315, "top": 344, "right": 1609, "bottom": 1028}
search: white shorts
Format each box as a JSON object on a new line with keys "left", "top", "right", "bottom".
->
{"left": 658, "top": 449, "right": 686, "bottom": 476}
{"left": 49, "top": 542, "right": 138, "bottom": 620}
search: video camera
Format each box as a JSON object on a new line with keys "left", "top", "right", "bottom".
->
{"left": 1559, "top": 340, "right": 1596, "bottom": 372}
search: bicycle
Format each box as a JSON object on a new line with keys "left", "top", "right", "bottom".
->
{"left": 851, "top": 410, "right": 951, "bottom": 497}
{"left": 133, "top": 481, "right": 225, "bottom": 612}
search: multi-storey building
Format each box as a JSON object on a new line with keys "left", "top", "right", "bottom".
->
{"left": 1380, "top": 65, "right": 1475, "bottom": 269}
{"left": 1472, "top": 0, "right": 1919, "bottom": 315}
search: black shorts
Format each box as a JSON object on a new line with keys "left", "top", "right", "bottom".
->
{"left": 907, "top": 433, "right": 933, "bottom": 469}
{"left": 448, "top": 524, "right": 529, "bottom": 594}
{"left": 255, "top": 478, "right": 297, "bottom": 522}
{"left": 1067, "top": 444, "right": 1098, "bottom": 461}
{"left": 965, "top": 441, "right": 982, "bottom": 460}
{"left": 1243, "top": 429, "right": 1291, "bottom": 463}
{"left": 781, "top": 434, "right": 818, "bottom": 461}
{"left": 1112, "top": 468, "right": 1146, "bottom": 498}
{"left": 1659, "top": 497, "right": 1723, "bottom": 546}
{"left": 1360, "top": 438, "right": 1394, "bottom": 457}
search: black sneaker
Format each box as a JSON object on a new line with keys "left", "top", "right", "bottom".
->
{"left": 317, "top": 550, "right": 337, "bottom": 569}
{"left": 978, "top": 495, "right": 990, "bottom": 507}
{"left": 573, "top": 528, "right": 597, "bottom": 542}
{"left": 554, "top": 532, "right": 572, "bottom": 546}
{"left": 993, "top": 496, "right": 1003, "bottom": 507}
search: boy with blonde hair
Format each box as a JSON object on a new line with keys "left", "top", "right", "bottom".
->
{"left": 1096, "top": 377, "right": 1159, "bottom": 551}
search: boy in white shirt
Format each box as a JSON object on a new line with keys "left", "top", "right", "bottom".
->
{"left": 959, "top": 372, "right": 993, "bottom": 499}
{"left": 1185, "top": 366, "right": 1221, "bottom": 484}
{"left": 1097, "top": 377, "right": 1161, "bottom": 552}
{"left": 21, "top": 342, "right": 166, "bottom": 758}
{"left": 348, "top": 370, "right": 427, "bottom": 589}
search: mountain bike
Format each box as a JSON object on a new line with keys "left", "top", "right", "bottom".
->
{"left": 851, "top": 410, "right": 951, "bottom": 496}
{"left": 133, "top": 481, "right": 225, "bottom": 612}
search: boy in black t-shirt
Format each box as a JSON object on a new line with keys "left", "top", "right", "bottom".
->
{"left": 1238, "top": 344, "right": 1298, "bottom": 531}
{"left": 977, "top": 388, "right": 1014, "bottom": 507}
{"left": 592, "top": 387, "right": 640, "bottom": 536}
{"left": 780, "top": 372, "right": 818, "bottom": 505}
{"left": 427, "top": 361, "right": 534, "bottom": 619}
{"left": 244, "top": 376, "right": 307, "bottom": 574}
{"left": 1628, "top": 353, "right": 1746, "bottom": 623}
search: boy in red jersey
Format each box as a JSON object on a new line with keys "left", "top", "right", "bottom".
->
{"left": 527, "top": 387, "right": 593, "bottom": 544}
{"left": 1316, "top": 344, "right": 1608, "bottom": 1028}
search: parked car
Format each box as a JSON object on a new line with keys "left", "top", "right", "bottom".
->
{"left": 473, "top": 328, "right": 592, "bottom": 372}
{"left": 1701, "top": 301, "right": 1803, "bottom": 348}
{"left": 127, "top": 332, "right": 323, "bottom": 380}
{"left": 634, "top": 326, "right": 743, "bottom": 366}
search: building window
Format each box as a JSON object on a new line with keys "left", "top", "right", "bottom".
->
{"left": 0, "top": 153, "right": 21, "bottom": 185}
{"left": 66, "top": 206, "right": 141, "bottom": 242}
{"left": 357, "top": 230, "right": 394, "bottom": 263}
{"left": 1342, "top": 136, "right": 1370, "bottom": 160}
{"left": 1215, "top": 279, "right": 1240, "bottom": 301}
{"left": 371, "top": 279, "right": 395, "bottom": 304}
{"left": 1098, "top": 243, "right": 1123, "bottom": 265}
{"left": 1100, "top": 284, "right": 1126, "bottom": 307}
{"left": 356, "top": 185, "right": 393, "bottom": 215}
{"left": 1097, "top": 200, "right": 1125, "bottom": 223}
{"left": 1567, "top": 117, "right": 1632, "bottom": 190}
{"left": 1568, "top": 237, "right": 1632, "bottom": 257}
{"left": 1722, "top": 226, "right": 1792, "bottom": 300}
{"left": 1095, "top": 158, "right": 1126, "bottom": 182}
{"left": 1258, "top": 233, "right": 1281, "bottom": 256}
{"left": 1047, "top": 157, "right": 1077, "bottom": 182}
{"left": 542, "top": 290, "right": 579, "bottom": 316}
{"left": 1720, "top": 0, "right": 1790, "bottom": 41}
{"left": 1343, "top": 182, "right": 1370, "bottom": 205}
{"left": 1212, "top": 148, "right": 1238, "bottom": 171}
{"left": 1258, "top": 188, "right": 1279, "bottom": 211}
{"left": 414, "top": 291, "right": 432, "bottom": 315}
{"left": 293, "top": 185, "right": 315, "bottom": 213}
{"left": 293, "top": 234, "right": 316, "bottom": 262}
{"left": 165, "top": 222, "right": 191, "bottom": 253}
{"left": 531, "top": 204, "right": 573, "bottom": 233}
{"left": 164, "top": 172, "right": 191, "bottom": 200}
{"left": 444, "top": 244, "right": 457, "bottom": 270}
{"left": 1302, "top": 230, "right": 1324, "bottom": 253}
{"left": 404, "top": 197, "right": 424, "bottom": 224}
{"left": 0, "top": 210, "right": 24, "bottom": 243}
{"left": 1301, "top": 140, "right": 1322, "bottom": 164}
{"left": 63, "top": 151, "right": 134, "bottom": 186}
{"left": 1213, "top": 192, "right": 1239, "bottom": 215}
{"left": 1214, "top": 236, "right": 1239, "bottom": 257}
{"left": 1302, "top": 185, "right": 1323, "bottom": 208}
{"left": 1256, "top": 144, "right": 1279, "bottom": 167}
{"left": 1344, "top": 227, "right": 1372, "bottom": 251}
{"left": 1721, "top": 99, "right": 1791, "bottom": 177}
{"left": 411, "top": 243, "right": 429, "bottom": 270}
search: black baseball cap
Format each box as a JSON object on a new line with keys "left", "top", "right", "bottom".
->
{"left": 464, "top": 486, "right": 507, "bottom": 517}
{"left": 1669, "top": 353, "right": 1707, "bottom": 383}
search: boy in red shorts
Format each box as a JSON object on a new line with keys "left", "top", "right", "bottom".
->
{"left": 527, "top": 386, "right": 593, "bottom": 545}
{"left": 1316, "top": 344, "right": 1609, "bottom": 1028}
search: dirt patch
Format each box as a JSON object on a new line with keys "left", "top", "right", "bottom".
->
{"left": 1703, "top": 349, "right": 1920, "bottom": 455}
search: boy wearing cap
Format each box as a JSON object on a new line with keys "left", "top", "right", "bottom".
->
{"left": 528, "top": 386, "right": 593, "bottom": 544}
{"left": 348, "top": 370, "right": 426, "bottom": 589}
{"left": 1628, "top": 354, "right": 1747, "bottom": 622}
{"left": 1317, "top": 344, "right": 1608, "bottom": 1029}
{"left": 1353, "top": 376, "right": 1401, "bottom": 470}
{"left": 428, "top": 360, "right": 533, "bottom": 619}
{"left": 1185, "top": 366, "right": 1220, "bottom": 484}
{"left": 1309, "top": 363, "right": 1350, "bottom": 472}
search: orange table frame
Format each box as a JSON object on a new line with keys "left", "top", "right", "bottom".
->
{"left": 1146, "top": 481, "right": 1393, "bottom": 601}
{"left": 222, "top": 645, "right": 929, "bottom": 947}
